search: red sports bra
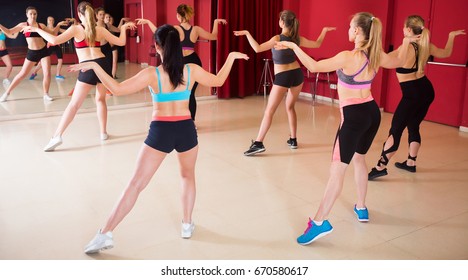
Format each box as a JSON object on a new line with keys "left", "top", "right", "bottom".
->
{"left": 74, "top": 38, "right": 101, "bottom": 48}
{"left": 24, "top": 22, "right": 42, "bottom": 38}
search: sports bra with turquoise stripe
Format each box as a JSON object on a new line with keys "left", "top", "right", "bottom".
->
{"left": 149, "top": 65, "right": 191, "bottom": 102}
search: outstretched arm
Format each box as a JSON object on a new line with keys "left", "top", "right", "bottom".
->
{"left": 300, "top": 27, "right": 336, "bottom": 48}
{"left": 68, "top": 62, "right": 153, "bottom": 96}
{"left": 195, "top": 19, "right": 227, "bottom": 41}
{"left": 430, "top": 29, "right": 465, "bottom": 58}
{"left": 136, "top": 18, "right": 157, "bottom": 33}
{"left": 22, "top": 24, "right": 77, "bottom": 45}
{"left": 233, "top": 30, "right": 277, "bottom": 53}
{"left": 192, "top": 52, "right": 249, "bottom": 87}
{"left": 100, "top": 21, "right": 136, "bottom": 46}
{"left": 0, "top": 23, "right": 25, "bottom": 36}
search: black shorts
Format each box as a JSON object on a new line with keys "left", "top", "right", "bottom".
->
{"left": 48, "top": 45, "right": 63, "bottom": 59}
{"left": 273, "top": 68, "right": 304, "bottom": 88}
{"left": 144, "top": 120, "right": 198, "bottom": 153}
{"left": 26, "top": 46, "right": 50, "bottom": 62}
{"left": 77, "top": 57, "right": 111, "bottom": 85}
{"left": 0, "top": 49, "right": 8, "bottom": 58}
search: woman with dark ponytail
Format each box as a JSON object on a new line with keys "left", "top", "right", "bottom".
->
{"left": 234, "top": 10, "right": 335, "bottom": 156}
{"left": 69, "top": 24, "right": 248, "bottom": 254}
{"left": 368, "top": 16, "right": 465, "bottom": 180}
{"left": 137, "top": 4, "right": 227, "bottom": 123}
{"left": 277, "top": 12, "right": 417, "bottom": 245}
{"left": 22, "top": 1, "right": 135, "bottom": 151}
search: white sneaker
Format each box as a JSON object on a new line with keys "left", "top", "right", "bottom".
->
{"left": 43, "top": 136, "right": 63, "bottom": 152}
{"left": 2, "top": 79, "right": 10, "bottom": 86}
{"left": 43, "top": 94, "right": 54, "bottom": 101}
{"left": 84, "top": 230, "right": 114, "bottom": 254}
{"left": 181, "top": 221, "right": 195, "bottom": 239}
{"left": 100, "top": 133, "right": 109, "bottom": 141}
{"left": 0, "top": 92, "right": 9, "bottom": 102}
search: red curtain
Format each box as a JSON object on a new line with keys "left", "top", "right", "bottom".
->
{"left": 216, "top": 0, "right": 283, "bottom": 98}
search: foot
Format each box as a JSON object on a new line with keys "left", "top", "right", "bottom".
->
{"left": 43, "top": 94, "right": 54, "bottom": 102}
{"left": 44, "top": 136, "right": 63, "bottom": 152}
{"left": 244, "top": 141, "right": 266, "bottom": 156}
{"left": 55, "top": 75, "right": 65, "bottom": 80}
{"left": 296, "top": 219, "right": 333, "bottom": 245}
{"left": 100, "top": 133, "right": 109, "bottom": 141}
{"left": 29, "top": 73, "right": 37, "bottom": 80}
{"left": 2, "top": 78, "right": 10, "bottom": 86}
{"left": 84, "top": 230, "right": 114, "bottom": 254}
{"left": 368, "top": 167, "right": 388, "bottom": 180}
{"left": 395, "top": 161, "right": 416, "bottom": 173}
{"left": 0, "top": 92, "right": 9, "bottom": 102}
{"left": 181, "top": 221, "right": 195, "bottom": 239}
{"left": 287, "top": 137, "right": 298, "bottom": 149}
{"left": 353, "top": 205, "right": 369, "bottom": 222}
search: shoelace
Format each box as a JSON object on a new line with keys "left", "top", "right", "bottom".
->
{"left": 303, "top": 218, "right": 313, "bottom": 234}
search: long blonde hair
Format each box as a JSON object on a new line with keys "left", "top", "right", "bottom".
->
{"left": 405, "top": 15, "right": 430, "bottom": 74}
{"left": 279, "top": 10, "right": 300, "bottom": 45}
{"left": 78, "top": 1, "right": 97, "bottom": 47}
{"left": 353, "top": 12, "right": 382, "bottom": 73}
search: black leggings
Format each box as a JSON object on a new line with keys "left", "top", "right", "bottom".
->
{"left": 379, "top": 76, "right": 435, "bottom": 164}
{"left": 183, "top": 52, "right": 202, "bottom": 121}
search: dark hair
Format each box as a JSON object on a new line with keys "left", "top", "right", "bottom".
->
{"left": 154, "top": 24, "right": 184, "bottom": 89}
{"left": 279, "top": 10, "right": 300, "bottom": 45}
{"left": 26, "top": 6, "right": 37, "bottom": 13}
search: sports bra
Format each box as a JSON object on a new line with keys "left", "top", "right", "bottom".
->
{"left": 271, "top": 34, "right": 297, "bottom": 64}
{"left": 180, "top": 25, "right": 195, "bottom": 50}
{"left": 396, "top": 42, "right": 419, "bottom": 74}
{"left": 0, "top": 32, "right": 5, "bottom": 41}
{"left": 336, "top": 51, "right": 375, "bottom": 89}
{"left": 24, "top": 22, "right": 42, "bottom": 38}
{"left": 74, "top": 38, "right": 101, "bottom": 48}
{"left": 150, "top": 65, "right": 191, "bottom": 103}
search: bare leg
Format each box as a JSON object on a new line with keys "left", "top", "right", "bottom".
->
{"left": 40, "top": 56, "right": 51, "bottom": 96}
{"left": 314, "top": 161, "right": 348, "bottom": 221}
{"left": 53, "top": 81, "right": 92, "bottom": 137}
{"left": 255, "top": 84, "right": 288, "bottom": 142}
{"left": 4, "top": 59, "right": 37, "bottom": 95}
{"left": 102, "top": 144, "right": 168, "bottom": 233}
{"left": 56, "top": 58, "right": 63, "bottom": 77}
{"left": 1, "top": 55, "right": 13, "bottom": 79}
{"left": 177, "top": 146, "right": 198, "bottom": 224}
{"left": 111, "top": 50, "right": 118, "bottom": 78}
{"left": 95, "top": 83, "right": 108, "bottom": 136}
{"left": 32, "top": 61, "right": 41, "bottom": 76}
{"left": 284, "top": 83, "right": 303, "bottom": 139}
{"left": 353, "top": 153, "right": 368, "bottom": 208}
{"left": 374, "top": 135, "right": 396, "bottom": 171}
{"left": 407, "top": 141, "right": 420, "bottom": 166}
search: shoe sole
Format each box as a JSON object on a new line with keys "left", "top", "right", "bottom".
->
{"left": 289, "top": 145, "right": 298, "bottom": 149}
{"left": 244, "top": 148, "right": 266, "bottom": 156}
{"left": 85, "top": 244, "right": 114, "bottom": 254}
{"left": 395, "top": 164, "right": 416, "bottom": 173}
{"left": 44, "top": 141, "right": 62, "bottom": 152}
{"left": 368, "top": 172, "right": 388, "bottom": 180}
{"left": 297, "top": 228, "right": 333, "bottom": 246}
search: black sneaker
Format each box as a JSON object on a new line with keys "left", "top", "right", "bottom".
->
{"left": 368, "top": 167, "right": 388, "bottom": 180}
{"left": 287, "top": 138, "right": 298, "bottom": 149}
{"left": 244, "top": 141, "right": 266, "bottom": 156}
{"left": 395, "top": 161, "right": 416, "bottom": 173}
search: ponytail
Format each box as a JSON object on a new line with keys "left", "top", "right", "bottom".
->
{"left": 154, "top": 24, "right": 184, "bottom": 89}
{"left": 78, "top": 1, "right": 97, "bottom": 47}
{"left": 279, "top": 10, "right": 300, "bottom": 45}
{"left": 353, "top": 12, "right": 382, "bottom": 73}
{"left": 405, "top": 15, "right": 430, "bottom": 74}
{"left": 177, "top": 4, "right": 194, "bottom": 23}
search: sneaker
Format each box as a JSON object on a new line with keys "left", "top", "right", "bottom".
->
{"left": 244, "top": 141, "right": 266, "bottom": 156}
{"left": 354, "top": 205, "right": 369, "bottom": 222}
{"left": 297, "top": 219, "right": 333, "bottom": 245}
{"left": 43, "top": 94, "right": 54, "bottom": 101}
{"left": 84, "top": 230, "right": 114, "bottom": 254}
{"left": 0, "top": 92, "right": 9, "bottom": 102}
{"left": 287, "top": 137, "right": 298, "bottom": 149}
{"left": 29, "top": 73, "right": 37, "bottom": 80}
{"left": 368, "top": 167, "right": 388, "bottom": 180}
{"left": 181, "top": 221, "right": 195, "bottom": 239}
{"left": 55, "top": 75, "right": 65, "bottom": 80}
{"left": 44, "top": 136, "right": 63, "bottom": 152}
{"left": 2, "top": 78, "right": 10, "bottom": 86}
{"left": 395, "top": 161, "right": 416, "bottom": 173}
{"left": 100, "top": 133, "right": 109, "bottom": 141}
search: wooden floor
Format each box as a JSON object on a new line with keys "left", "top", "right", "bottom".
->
{"left": 1, "top": 63, "right": 467, "bottom": 265}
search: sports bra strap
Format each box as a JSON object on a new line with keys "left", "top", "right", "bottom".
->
{"left": 186, "top": 65, "right": 191, "bottom": 90}
{"left": 155, "top": 67, "right": 163, "bottom": 93}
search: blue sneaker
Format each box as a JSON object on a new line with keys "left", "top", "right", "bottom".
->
{"left": 55, "top": 75, "right": 65, "bottom": 80}
{"left": 296, "top": 219, "right": 333, "bottom": 245}
{"left": 29, "top": 73, "right": 37, "bottom": 80}
{"left": 354, "top": 205, "right": 369, "bottom": 222}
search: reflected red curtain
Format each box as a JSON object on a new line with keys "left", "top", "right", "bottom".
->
{"left": 216, "top": 0, "right": 282, "bottom": 98}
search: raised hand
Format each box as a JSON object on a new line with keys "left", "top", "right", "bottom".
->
{"left": 233, "top": 30, "right": 249, "bottom": 36}
{"left": 215, "top": 19, "right": 227, "bottom": 25}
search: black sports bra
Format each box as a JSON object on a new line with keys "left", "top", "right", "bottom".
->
{"left": 396, "top": 42, "right": 419, "bottom": 74}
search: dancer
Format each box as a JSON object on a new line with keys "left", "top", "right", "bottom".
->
{"left": 67, "top": 24, "right": 248, "bottom": 253}
{"left": 21, "top": 1, "right": 135, "bottom": 150}
{"left": 95, "top": 7, "right": 113, "bottom": 83}
{"left": 0, "top": 6, "right": 56, "bottom": 102}
{"left": 0, "top": 30, "right": 18, "bottom": 86}
{"left": 276, "top": 12, "right": 415, "bottom": 245}
{"left": 137, "top": 3, "right": 228, "bottom": 122}
{"left": 29, "top": 16, "right": 68, "bottom": 81}
{"left": 234, "top": 10, "right": 335, "bottom": 155}
{"left": 368, "top": 16, "right": 465, "bottom": 180}
{"left": 105, "top": 14, "right": 130, "bottom": 79}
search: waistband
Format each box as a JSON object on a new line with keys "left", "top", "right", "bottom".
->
{"left": 340, "top": 95, "right": 374, "bottom": 108}
{"left": 152, "top": 115, "right": 192, "bottom": 121}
